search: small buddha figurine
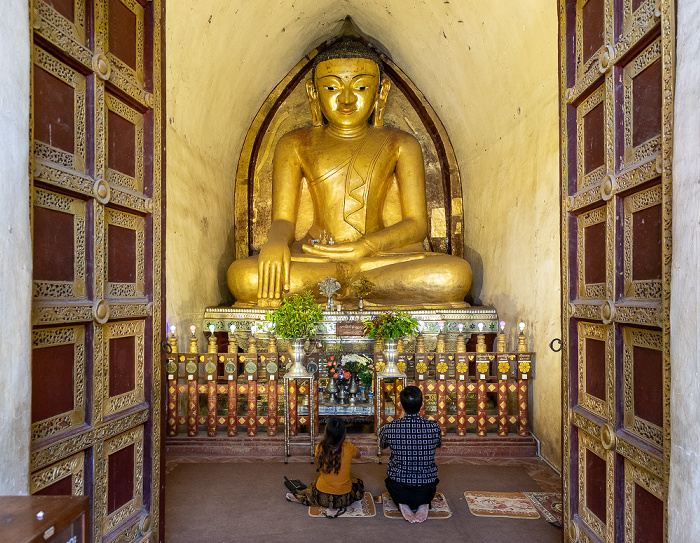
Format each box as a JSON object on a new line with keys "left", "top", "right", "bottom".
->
{"left": 227, "top": 39, "right": 471, "bottom": 308}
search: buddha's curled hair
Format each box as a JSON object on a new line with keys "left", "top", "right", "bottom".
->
{"left": 312, "top": 39, "right": 384, "bottom": 79}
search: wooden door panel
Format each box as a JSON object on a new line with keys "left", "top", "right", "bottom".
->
{"left": 560, "top": 0, "right": 673, "bottom": 541}
{"left": 31, "top": 0, "right": 163, "bottom": 541}
{"left": 30, "top": 452, "right": 86, "bottom": 496}
{"left": 31, "top": 327, "right": 87, "bottom": 443}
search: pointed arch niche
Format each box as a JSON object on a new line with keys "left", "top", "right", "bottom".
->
{"left": 233, "top": 43, "right": 465, "bottom": 261}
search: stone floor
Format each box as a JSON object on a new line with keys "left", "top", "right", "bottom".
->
{"left": 165, "top": 456, "right": 562, "bottom": 543}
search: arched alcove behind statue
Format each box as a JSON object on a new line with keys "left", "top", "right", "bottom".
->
{"left": 233, "top": 43, "right": 465, "bottom": 262}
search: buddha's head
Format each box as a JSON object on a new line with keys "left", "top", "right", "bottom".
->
{"left": 307, "top": 40, "right": 391, "bottom": 128}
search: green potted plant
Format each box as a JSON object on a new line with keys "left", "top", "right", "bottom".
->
{"left": 363, "top": 311, "right": 419, "bottom": 377}
{"left": 266, "top": 291, "right": 323, "bottom": 377}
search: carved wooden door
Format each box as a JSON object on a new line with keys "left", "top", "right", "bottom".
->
{"left": 559, "top": 0, "right": 674, "bottom": 541}
{"left": 29, "top": 0, "right": 163, "bottom": 541}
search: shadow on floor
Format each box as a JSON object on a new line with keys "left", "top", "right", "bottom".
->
{"left": 165, "top": 458, "right": 562, "bottom": 543}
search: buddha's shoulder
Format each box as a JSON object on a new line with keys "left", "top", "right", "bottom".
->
{"left": 374, "top": 126, "right": 420, "bottom": 147}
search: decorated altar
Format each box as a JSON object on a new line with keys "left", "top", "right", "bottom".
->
{"left": 164, "top": 307, "right": 535, "bottom": 459}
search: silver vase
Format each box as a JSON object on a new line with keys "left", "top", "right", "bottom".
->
{"left": 285, "top": 338, "right": 311, "bottom": 378}
{"left": 377, "top": 338, "right": 406, "bottom": 378}
{"left": 348, "top": 374, "right": 359, "bottom": 404}
{"left": 327, "top": 377, "right": 339, "bottom": 403}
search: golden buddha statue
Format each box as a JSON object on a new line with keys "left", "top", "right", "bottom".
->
{"left": 227, "top": 40, "right": 471, "bottom": 308}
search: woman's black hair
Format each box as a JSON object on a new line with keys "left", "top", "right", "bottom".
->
{"left": 317, "top": 417, "right": 346, "bottom": 474}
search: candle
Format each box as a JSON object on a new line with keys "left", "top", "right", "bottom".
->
{"left": 519, "top": 322, "right": 525, "bottom": 333}
{"left": 208, "top": 324, "right": 215, "bottom": 334}
{"left": 458, "top": 323, "right": 464, "bottom": 332}
{"left": 189, "top": 324, "right": 196, "bottom": 336}
{"left": 229, "top": 323, "right": 236, "bottom": 334}
{"left": 500, "top": 321, "right": 506, "bottom": 332}
{"left": 169, "top": 324, "right": 176, "bottom": 336}
{"left": 477, "top": 322, "right": 484, "bottom": 332}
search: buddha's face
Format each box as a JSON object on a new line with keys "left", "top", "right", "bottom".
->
{"left": 315, "top": 57, "right": 381, "bottom": 129}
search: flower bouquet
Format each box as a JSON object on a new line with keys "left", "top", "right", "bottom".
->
{"left": 325, "top": 354, "right": 350, "bottom": 385}
{"left": 341, "top": 353, "right": 375, "bottom": 386}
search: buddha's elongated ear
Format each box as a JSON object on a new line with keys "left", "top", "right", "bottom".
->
{"left": 306, "top": 79, "right": 323, "bottom": 127}
{"left": 372, "top": 79, "right": 391, "bottom": 127}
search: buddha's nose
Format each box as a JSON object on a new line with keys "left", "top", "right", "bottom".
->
{"left": 339, "top": 86, "right": 357, "bottom": 106}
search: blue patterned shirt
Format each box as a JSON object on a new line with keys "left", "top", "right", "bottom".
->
{"left": 379, "top": 413, "right": 441, "bottom": 485}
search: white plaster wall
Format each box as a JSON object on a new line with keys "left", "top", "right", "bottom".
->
{"left": 669, "top": 0, "right": 700, "bottom": 539}
{"left": 0, "top": 0, "right": 32, "bottom": 495}
{"left": 166, "top": 0, "right": 562, "bottom": 467}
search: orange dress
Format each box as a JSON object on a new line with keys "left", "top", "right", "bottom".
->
{"left": 314, "top": 442, "right": 357, "bottom": 495}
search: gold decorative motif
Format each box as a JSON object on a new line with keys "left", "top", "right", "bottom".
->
{"left": 104, "top": 93, "right": 145, "bottom": 192}
{"left": 93, "top": 179, "right": 111, "bottom": 203}
{"left": 623, "top": 38, "right": 662, "bottom": 168}
{"left": 104, "top": 321, "right": 145, "bottom": 416}
{"left": 577, "top": 322, "right": 613, "bottom": 419}
{"left": 623, "top": 459, "right": 666, "bottom": 541}
{"left": 577, "top": 205, "right": 608, "bottom": 300}
{"left": 599, "top": 173, "right": 616, "bottom": 201}
{"left": 598, "top": 44, "right": 615, "bottom": 73}
{"left": 518, "top": 361, "right": 531, "bottom": 374}
{"left": 416, "top": 361, "right": 427, "bottom": 373}
{"left": 622, "top": 327, "right": 663, "bottom": 448}
{"left": 93, "top": 299, "right": 110, "bottom": 323}
{"left": 33, "top": 45, "right": 87, "bottom": 173}
{"left": 476, "top": 362, "right": 489, "bottom": 374}
{"left": 600, "top": 299, "right": 616, "bottom": 324}
{"left": 623, "top": 184, "right": 663, "bottom": 299}
{"left": 30, "top": 452, "right": 84, "bottom": 495}
{"left": 31, "top": 327, "right": 86, "bottom": 442}
{"left": 436, "top": 361, "right": 448, "bottom": 373}
{"left": 103, "top": 426, "right": 144, "bottom": 534}
{"left": 601, "top": 423, "right": 616, "bottom": 450}
{"left": 106, "top": 208, "right": 145, "bottom": 298}
{"left": 576, "top": 85, "right": 606, "bottom": 191}
{"left": 578, "top": 430, "right": 614, "bottom": 541}
{"left": 31, "top": 408, "right": 148, "bottom": 471}
{"left": 138, "top": 514, "right": 151, "bottom": 536}
{"left": 92, "top": 52, "right": 111, "bottom": 80}
{"left": 32, "top": 188, "right": 87, "bottom": 300}
{"left": 456, "top": 361, "right": 468, "bottom": 373}
{"left": 103, "top": 0, "right": 145, "bottom": 88}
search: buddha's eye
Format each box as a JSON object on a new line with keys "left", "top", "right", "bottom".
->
{"left": 323, "top": 86, "right": 337, "bottom": 91}
{"left": 356, "top": 86, "right": 369, "bottom": 91}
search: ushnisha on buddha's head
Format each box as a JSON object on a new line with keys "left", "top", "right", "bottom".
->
{"left": 306, "top": 40, "right": 391, "bottom": 129}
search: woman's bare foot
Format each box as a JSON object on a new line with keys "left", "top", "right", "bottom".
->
{"left": 285, "top": 492, "right": 302, "bottom": 504}
{"left": 399, "top": 503, "right": 416, "bottom": 523}
{"left": 414, "top": 504, "right": 429, "bottom": 523}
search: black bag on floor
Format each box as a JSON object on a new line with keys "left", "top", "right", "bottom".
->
{"left": 284, "top": 476, "right": 307, "bottom": 493}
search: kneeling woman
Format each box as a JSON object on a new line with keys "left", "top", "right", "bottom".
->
{"left": 286, "top": 417, "right": 364, "bottom": 517}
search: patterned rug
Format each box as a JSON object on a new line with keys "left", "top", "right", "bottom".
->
{"left": 382, "top": 492, "right": 452, "bottom": 519}
{"left": 524, "top": 492, "right": 562, "bottom": 526}
{"left": 464, "top": 491, "right": 541, "bottom": 519}
{"left": 308, "top": 492, "right": 376, "bottom": 518}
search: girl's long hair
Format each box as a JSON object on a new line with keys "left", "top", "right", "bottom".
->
{"left": 317, "top": 417, "right": 346, "bottom": 474}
